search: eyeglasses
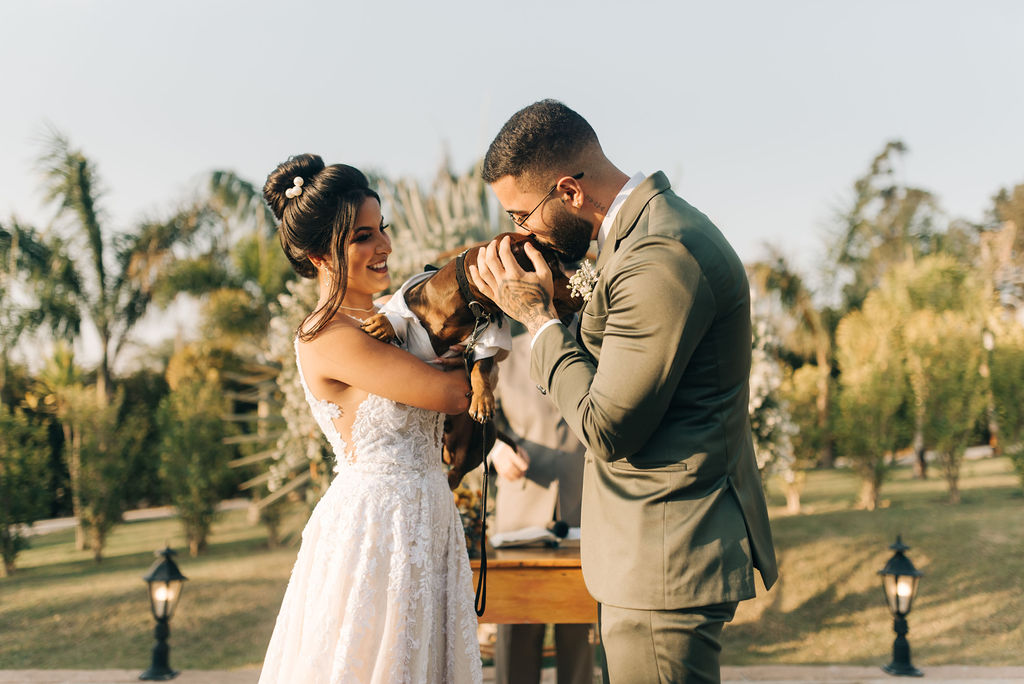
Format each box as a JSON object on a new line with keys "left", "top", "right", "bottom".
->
{"left": 507, "top": 172, "right": 584, "bottom": 228}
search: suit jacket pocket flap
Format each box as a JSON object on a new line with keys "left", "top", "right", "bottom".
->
{"left": 608, "top": 459, "right": 688, "bottom": 472}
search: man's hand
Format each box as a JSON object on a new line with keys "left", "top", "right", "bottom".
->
{"left": 490, "top": 441, "right": 530, "bottom": 482}
{"left": 432, "top": 344, "right": 467, "bottom": 370}
{"left": 469, "top": 235, "right": 559, "bottom": 336}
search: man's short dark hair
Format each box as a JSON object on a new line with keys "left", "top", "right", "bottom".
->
{"left": 482, "top": 99, "right": 598, "bottom": 187}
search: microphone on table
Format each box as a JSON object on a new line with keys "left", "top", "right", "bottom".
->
{"left": 546, "top": 520, "right": 569, "bottom": 539}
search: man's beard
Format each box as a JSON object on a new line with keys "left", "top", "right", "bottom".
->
{"left": 543, "top": 203, "right": 594, "bottom": 262}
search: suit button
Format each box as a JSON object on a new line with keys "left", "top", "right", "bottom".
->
{"left": 536, "top": 385, "right": 547, "bottom": 395}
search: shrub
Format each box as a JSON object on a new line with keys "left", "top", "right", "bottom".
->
{"left": 157, "top": 376, "right": 236, "bottom": 556}
{"left": 0, "top": 407, "right": 51, "bottom": 576}
{"left": 61, "top": 387, "right": 146, "bottom": 561}
{"left": 990, "top": 322, "right": 1024, "bottom": 488}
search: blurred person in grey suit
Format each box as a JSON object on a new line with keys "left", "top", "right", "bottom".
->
{"left": 490, "top": 330, "right": 594, "bottom": 684}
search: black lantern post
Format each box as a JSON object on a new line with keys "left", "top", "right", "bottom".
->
{"left": 140, "top": 546, "right": 188, "bottom": 681}
{"left": 878, "top": 536, "right": 923, "bottom": 677}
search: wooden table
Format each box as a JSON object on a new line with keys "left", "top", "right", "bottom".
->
{"left": 471, "top": 544, "right": 598, "bottom": 624}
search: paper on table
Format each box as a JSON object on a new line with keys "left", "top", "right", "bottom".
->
{"left": 489, "top": 525, "right": 583, "bottom": 548}
{"left": 489, "top": 526, "right": 558, "bottom": 548}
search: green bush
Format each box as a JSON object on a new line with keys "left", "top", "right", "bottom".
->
{"left": 157, "top": 377, "right": 237, "bottom": 556}
{"left": 62, "top": 388, "right": 147, "bottom": 562}
{"left": 0, "top": 407, "right": 51, "bottom": 576}
{"left": 990, "top": 322, "right": 1024, "bottom": 487}
{"left": 834, "top": 295, "right": 911, "bottom": 509}
{"left": 904, "top": 310, "right": 988, "bottom": 503}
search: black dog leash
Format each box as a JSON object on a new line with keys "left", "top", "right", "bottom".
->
{"left": 455, "top": 249, "right": 494, "bottom": 617}
{"left": 474, "top": 437, "right": 489, "bottom": 616}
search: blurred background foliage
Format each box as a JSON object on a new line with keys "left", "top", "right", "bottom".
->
{"left": 1, "top": 131, "right": 1023, "bottom": 578}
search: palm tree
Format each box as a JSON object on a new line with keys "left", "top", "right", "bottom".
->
{"left": 36, "top": 129, "right": 210, "bottom": 402}
{"left": 24, "top": 343, "right": 88, "bottom": 547}
{"left": 2, "top": 221, "right": 44, "bottom": 395}
{"left": 152, "top": 170, "right": 293, "bottom": 355}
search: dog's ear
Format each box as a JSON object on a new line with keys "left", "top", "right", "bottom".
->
{"left": 507, "top": 235, "right": 536, "bottom": 272}
{"left": 502, "top": 232, "right": 564, "bottom": 274}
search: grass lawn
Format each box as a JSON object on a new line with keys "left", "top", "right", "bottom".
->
{"left": 727, "top": 456, "right": 1024, "bottom": 666}
{"left": 0, "top": 506, "right": 305, "bottom": 670}
{"left": 2, "top": 457, "right": 1022, "bottom": 669}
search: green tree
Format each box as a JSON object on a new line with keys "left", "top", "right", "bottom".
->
{"left": 25, "top": 344, "right": 89, "bottom": 548}
{"left": 37, "top": 130, "right": 210, "bottom": 403}
{"left": 990, "top": 322, "right": 1024, "bottom": 487}
{"left": 157, "top": 372, "right": 237, "bottom": 556}
{"left": 119, "top": 368, "right": 171, "bottom": 508}
{"left": 0, "top": 219, "right": 78, "bottom": 401}
{"left": 152, "top": 168, "right": 302, "bottom": 541}
{"left": 154, "top": 170, "right": 293, "bottom": 354}
{"left": 904, "top": 309, "right": 988, "bottom": 503}
{"left": 26, "top": 344, "right": 146, "bottom": 558}
{"left": 778, "top": 364, "right": 828, "bottom": 513}
{"left": 834, "top": 292, "right": 911, "bottom": 509}
{"left": 989, "top": 183, "right": 1024, "bottom": 259}
{"left": 829, "top": 140, "right": 944, "bottom": 313}
{"left": 60, "top": 386, "right": 146, "bottom": 561}
{"left": 887, "top": 256, "right": 991, "bottom": 499}
{"left": 0, "top": 406, "right": 51, "bottom": 576}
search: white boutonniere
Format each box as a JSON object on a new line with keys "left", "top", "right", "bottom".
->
{"left": 568, "top": 260, "right": 599, "bottom": 304}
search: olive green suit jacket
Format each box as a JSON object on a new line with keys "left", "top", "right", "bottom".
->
{"left": 530, "top": 171, "right": 778, "bottom": 610}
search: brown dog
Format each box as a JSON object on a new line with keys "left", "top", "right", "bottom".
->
{"left": 361, "top": 233, "right": 581, "bottom": 488}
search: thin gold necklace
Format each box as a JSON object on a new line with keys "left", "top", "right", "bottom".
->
{"left": 340, "top": 303, "right": 377, "bottom": 324}
{"left": 339, "top": 303, "right": 376, "bottom": 313}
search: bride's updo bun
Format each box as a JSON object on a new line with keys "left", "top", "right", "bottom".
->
{"left": 264, "top": 153, "right": 381, "bottom": 339}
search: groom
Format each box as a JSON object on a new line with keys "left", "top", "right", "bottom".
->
{"left": 470, "top": 100, "right": 778, "bottom": 684}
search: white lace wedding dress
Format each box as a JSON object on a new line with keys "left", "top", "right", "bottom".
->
{"left": 257, "top": 341, "right": 482, "bottom": 684}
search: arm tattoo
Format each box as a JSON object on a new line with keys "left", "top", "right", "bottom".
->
{"left": 498, "top": 279, "right": 556, "bottom": 331}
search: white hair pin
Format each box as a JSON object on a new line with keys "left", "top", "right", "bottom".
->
{"left": 284, "top": 176, "right": 304, "bottom": 199}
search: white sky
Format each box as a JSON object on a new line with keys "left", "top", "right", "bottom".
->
{"left": 2, "top": 0, "right": 1023, "bottom": 364}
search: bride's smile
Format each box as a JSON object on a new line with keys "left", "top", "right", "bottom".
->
{"left": 343, "top": 196, "right": 392, "bottom": 307}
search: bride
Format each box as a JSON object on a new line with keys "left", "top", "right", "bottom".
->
{"left": 257, "top": 154, "right": 483, "bottom": 683}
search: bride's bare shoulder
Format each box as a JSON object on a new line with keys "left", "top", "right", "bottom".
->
{"left": 297, "top": 319, "right": 373, "bottom": 374}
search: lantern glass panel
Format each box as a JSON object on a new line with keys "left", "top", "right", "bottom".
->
{"left": 882, "top": 573, "right": 919, "bottom": 615}
{"left": 149, "top": 579, "right": 183, "bottom": 619}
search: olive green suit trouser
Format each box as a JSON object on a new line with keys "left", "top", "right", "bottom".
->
{"left": 599, "top": 601, "right": 738, "bottom": 684}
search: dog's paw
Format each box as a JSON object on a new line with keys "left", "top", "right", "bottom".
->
{"left": 360, "top": 313, "right": 396, "bottom": 341}
{"left": 469, "top": 392, "right": 495, "bottom": 424}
